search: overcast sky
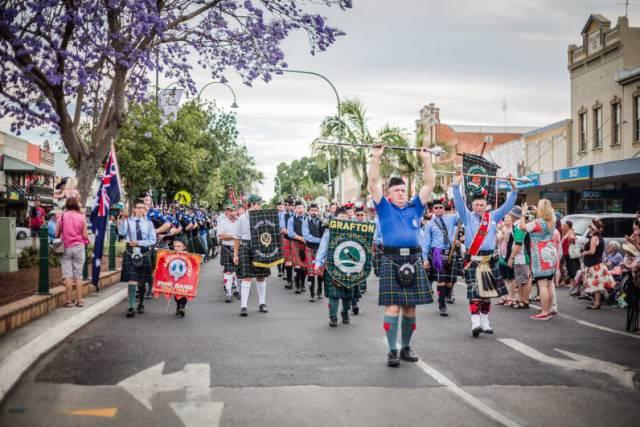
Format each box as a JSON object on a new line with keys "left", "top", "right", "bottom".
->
{"left": 3, "top": 0, "right": 639, "bottom": 200}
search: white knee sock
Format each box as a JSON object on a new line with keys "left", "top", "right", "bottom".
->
{"left": 224, "top": 274, "right": 233, "bottom": 295}
{"left": 240, "top": 281, "right": 251, "bottom": 308}
{"left": 257, "top": 281, "right": 266, "bottom": 305}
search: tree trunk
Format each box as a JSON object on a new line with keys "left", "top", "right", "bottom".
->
{"left": 76, "top": 155, "right": 98, "bottom": 207}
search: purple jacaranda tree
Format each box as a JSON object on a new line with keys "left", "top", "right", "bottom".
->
{"left": 0, "top": 0, "right": 351, "bottom": 203}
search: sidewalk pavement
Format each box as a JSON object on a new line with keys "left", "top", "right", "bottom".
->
{"left": 0, "top": 282, "right": 128, "bottom": 403}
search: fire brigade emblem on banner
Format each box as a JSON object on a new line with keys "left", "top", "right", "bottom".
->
{"left": 326, "top": 219, "right": 375, "bottom": 289}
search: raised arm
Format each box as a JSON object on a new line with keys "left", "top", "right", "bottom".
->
{"left": 451, "top": 172, "right": 470, "bottom": 224}
{"left": 418, "top": 149, "right": 435, "bottom": 206}
{"left": 368, "top": 146, "right": 385, "bottom": 204}
{"left": 492, "top": 176, "right": 517, "bottom": 222}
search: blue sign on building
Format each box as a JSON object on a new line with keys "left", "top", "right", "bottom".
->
{"left": 557, "top": 165, "right": 591, "bottom": 182}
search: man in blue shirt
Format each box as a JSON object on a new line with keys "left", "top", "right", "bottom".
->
{"left": 279, "top": 197, "right": 295, "bottom": 288}
{"left": 368, "top": 145, "right": 435, "bottom": 367}
{"left": 118, "top": 199, "right": 157, "bottom": 318}
{"left": 421, "top": 200, "right": 461, "bottom": 317}
{"left": 452, "top": 171, "right": 517, "bottom": 337}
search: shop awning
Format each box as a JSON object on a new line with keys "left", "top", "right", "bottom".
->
{"left": 2, "top": 155, "right": 35, "bottom": 172}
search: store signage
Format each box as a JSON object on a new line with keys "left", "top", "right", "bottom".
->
{"left": 581, "top": 190, "right": 623, "bottom": 199}
{"left": 558, "top": 165, "right": 591, "bottom": 182}
{"left": 541, "top": 191, "right": 570, "bottom": 203}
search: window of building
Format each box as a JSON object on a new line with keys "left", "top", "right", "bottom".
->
{"left": 593, "top": 105, "right": 602, "bottom": 149}
{"left": 635, "top": 95, "right": 640, "bottom": 143}
{"left": 611, "top": 102, "right": 621, "bottom": 146}
{"left": 579, "top": 111, "right": 587, "bottom": 152}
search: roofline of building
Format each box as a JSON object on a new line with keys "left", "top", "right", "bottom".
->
{"left": 440, "top": 123, "right": 537, "bottom": 134}
{"left": 522, "top": 119, "right": 572, "bottom": 139}
{"left": 615, "top": 66, "right": 640, "bottom": 85}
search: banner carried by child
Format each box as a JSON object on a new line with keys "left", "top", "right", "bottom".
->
{"left": 152, "top": 249, "right": 202, "bottom": 300}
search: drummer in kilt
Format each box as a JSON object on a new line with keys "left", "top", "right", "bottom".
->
{"left": 421, "top": 199, "right": 461, "bottom": 317}
{"left": 118, "top": 199, "right": 157, "bottom": 318}
{"left": 314, "top": 207, "right": 361, "bottom": 327}
{"left": 233, "top": 194, "right": 270, "bottom": 317}
{"left": 368, "top": 145, "right": 435, "bottom": 367}
{"left": 302, "top": 203, "right": 325, "bottom": 302}
{"left": 451, "top": 171, "right": 517, "bottom": 337}
{"left": 287, "top": 200, "right": 308, "bottom": 294}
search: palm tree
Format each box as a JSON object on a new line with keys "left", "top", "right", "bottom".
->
{"left": 313, "top": 99, "right": 409, "bottom": 199}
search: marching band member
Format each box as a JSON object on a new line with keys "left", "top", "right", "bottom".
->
{"left": 287, "top": 200, "right": 308, "bottom": 294}
{"left": 280, "top": 197, "right": 295, "bottom": 289}
{"left": 218, "top": 202, "right": 239, "bottom": 303}
{"left": 302, "top": 203, "right": 325, "bottom": 302}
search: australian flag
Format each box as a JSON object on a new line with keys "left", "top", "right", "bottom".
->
{"left": 90, "top": 145, "right": 122, "bottom": 290}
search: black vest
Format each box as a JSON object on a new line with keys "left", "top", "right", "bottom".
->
{"left": 293, "top": 215, "right": 304, "bottom": 236}
{"left": 306, "top": 217, "right": 324, "bottom": 249}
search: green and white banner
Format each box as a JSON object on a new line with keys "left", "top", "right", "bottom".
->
{"left": 326, "top": 219, "right": 375, "bottom": 289}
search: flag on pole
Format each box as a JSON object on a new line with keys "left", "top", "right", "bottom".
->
{"left": 90, "top": 145, "right": 122, "bottom": 290}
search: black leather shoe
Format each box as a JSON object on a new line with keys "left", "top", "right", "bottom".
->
{"left": 285, "top": 284, "right": 293, "bottom": 289}
{"left": 329, "top": 317, "right": 338, "bottom": 327}
{"left": 316, "top": 295, "right": 323, "bottom": 300}
{"left": 126, "top": 308, "right": 135, "bottom": 318}
{"left": 259, "top": 304, "right": 269, "bottom": 313}
{"left": 309, "top": 296, "right": 316, "bottom": 302}
{"left": 240, "top": 307, "right": 248, "bottom": 317}
{"left": 178, "top": 308, "right": 185, "bottom": 317}
{"left": 295, "top": 289, "right": 301, "bottom": 294}
{"left": 352, "top": 305, "right": 359, "bottom": 315}
{"left": 225, "top": 295, "right": 232, "bottom": 303}
{"left": 439, "top": 304, "right": 448, "bottom": 317}
{"left": 388, "top": 350, "right": 400, "bottom": 367}
{"left": 341, "top": 312, "right": 350, "bottom": 324}
{"left": 144, "top": 293, "right": 152, "bottom": 300}
{"left": 136, "top": 305, "right": 145, "bottom": 314}
{"left": 446, "top": 296, "right": 455, "bottom": 304}
{"left": 399, "top": 347, "right": 419, "bottom": 362}
{"left": 472, "top": 326, "right": 482, "bottom": 337}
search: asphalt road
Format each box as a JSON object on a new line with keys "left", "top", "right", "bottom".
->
{"left": 1, "top": 258, "right": 639, "bottom": 426}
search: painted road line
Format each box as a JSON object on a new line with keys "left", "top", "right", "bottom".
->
{"left": 528, "top": 303, "right": 640, "bottom": 341}
{"left": 66, "top": 407, "right": 119, "bottom": 418}
{"left": 0, "top": 286, "right": 128, "bottom": 403}
{"left": 499, "top": 338, "right": 637, "bottom": 389}
{"left": 380, "top": 338, "right": 522, "bottom": 427}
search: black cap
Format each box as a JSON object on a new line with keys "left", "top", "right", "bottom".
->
{"left": 388, "top": 177, "right": 405, "bottom": 188}
{"left": 335, "top": 207, "right": 347, "bottom": 216}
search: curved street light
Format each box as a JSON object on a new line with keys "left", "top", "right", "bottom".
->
{"left": 197, "top": 81, "right": 239, "bottom": 108}
{"left": 272, "top": 69, "right": 343, "bottom": 203}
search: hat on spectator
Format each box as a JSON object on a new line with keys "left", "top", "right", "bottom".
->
{"left": 622, "top": 243, "right": 639, "bottom": 257}
{"left": 509, "top": 205, "right": 522, "bottom": 219}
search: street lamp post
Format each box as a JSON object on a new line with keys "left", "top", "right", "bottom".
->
{"left": 197, "top": 81, "right": 239, "bottom": 108}
{"left": 275, "top": 69, "right": 343, "bottom": 203}
{"left": 274, "top": 176, "right": 282, "bottom": 198}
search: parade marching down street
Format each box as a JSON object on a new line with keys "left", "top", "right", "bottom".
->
{"left": 3, "top": 2, "right": 640, "bottom": 427}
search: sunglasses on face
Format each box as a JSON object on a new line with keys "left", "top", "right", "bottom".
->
{"left": 433, "top": 206, "right": 444, "bottom": 210}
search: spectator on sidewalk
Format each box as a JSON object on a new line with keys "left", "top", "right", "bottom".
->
{"left": 581, "top": 219, "right": 616, "bottom": 310}
{"left": 55, "top": 197, "right": 89, "bottom": 308}
{"left": 29, "top": 197, "right": 46, "bottom": 249}
{"left": 47, "top": 213, "right": 57, "bottom": 245}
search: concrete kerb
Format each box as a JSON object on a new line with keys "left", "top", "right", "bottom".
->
{"left": 0, "top": 279, "right": 128, "bottom": 403}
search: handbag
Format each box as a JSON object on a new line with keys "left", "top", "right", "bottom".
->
{"left": 568, "top": 242, "right": 581, "bottom": 259}
{"left": 51, "top": 214, "right": 65, "bottom": 255}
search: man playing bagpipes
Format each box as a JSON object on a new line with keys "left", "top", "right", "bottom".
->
{"left": 287, "top": 200, "right": 308, "bottom": 294}
{"left": 302, "top": 203, "right": 325, "bottom": 302}
{"left": 451, "top": 171, "right": 517, "bottom": 337}
{"left": 421, "top": 199, "right": 461, "bottom": 317}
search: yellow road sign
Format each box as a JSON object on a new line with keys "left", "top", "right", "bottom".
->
{"left": 174, "top": 190, "right": 192, "bottom": 206}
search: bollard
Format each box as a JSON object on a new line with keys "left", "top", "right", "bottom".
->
{"left": 82, "top": 244, "right": 89, "bottom": 280}
{"left": 109, "top": 222, "right": 117, "bottom": 271}
{"left": 37, "top": 227, "right": 50, "bottom": 295}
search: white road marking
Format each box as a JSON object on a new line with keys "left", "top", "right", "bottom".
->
{"left": 454, "top": 282, "right": 640, "bottom": 340}
{"left": 528, "top": 303, "right": 640, "bottom": 341}
{"left": 499, "top": 338, "right": 637, "bottom": 389}
{"left": 118, "top": 361, "right": 224, "bottom": 426}
{"left": 379, "top": 338, "right": 522, "bottom": 427}
{"left": 0, "top": 287, "right": 128, "bottom": 403}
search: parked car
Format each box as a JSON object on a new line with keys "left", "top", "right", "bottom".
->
{"left": 562, "top": 213, "right": 636, "bottom": 249}
{"left": 16, "top": 226, "right": 30, "bottom": 240}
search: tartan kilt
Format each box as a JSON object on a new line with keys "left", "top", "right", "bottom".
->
{"left": 378, "top": 252, "right": 433, "bottom": 306}
{"left": 121, "top": 246, "right": 154, "bottom": 285}
{"left": 463, "top": 253, "right": 508, "bottom": 300}
{"left": 219, "top": 245, "right": 237, "bottom": 273}
{"left": 428, "top": 248, "right": 461, "bottom": 283}
{"left": 292, "top": 240, "right": 306, "bottom": 269}
{"left": 323, "top": 271, "right": 361, "bottom": 299}
{"left": 237, "top": 244, "right": 271, "bottom": 279}
{"left": 282, "top": 237, "right": 293, "bottom": 264}
{"left": 305, "top": 245, "right": 323, "bottom": 276}
{"left": 186, "top": 231, "right": 203, "bottom": 254}
{"left": 373, "top": 245, "right": 383, "bottom": 277}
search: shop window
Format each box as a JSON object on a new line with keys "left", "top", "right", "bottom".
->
{"left": 579, "top": 111, "right": 587, "bottom": 152}
{"left": 635, "top": 95, "right": 640, "bottom": 143}
{"left": 593, "top": 105, "right": 602, "bottom": 149}
{"left": 611, "top": 102, "right": 621, "bottom": 146}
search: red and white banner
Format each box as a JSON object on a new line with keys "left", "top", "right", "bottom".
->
{"left": 152, "top": 249, "right": 202, "bottom": 300}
